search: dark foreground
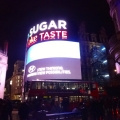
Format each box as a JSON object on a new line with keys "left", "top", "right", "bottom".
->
{"left": 12, "top": 110, "right": 120, "bottom": 120}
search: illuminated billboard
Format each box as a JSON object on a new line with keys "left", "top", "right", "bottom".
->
{"left": 24, "top": 20, "right": 81, "bottom": 81}
{"left": 0, "top": 53, "right": 8, "bottom": 99}
{"left": 26, "top": 20, "right": 67, "bottom": 49}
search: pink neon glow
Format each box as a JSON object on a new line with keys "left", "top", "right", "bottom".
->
{"left": 116, "top": 63, "right": 120, "bottom": 74}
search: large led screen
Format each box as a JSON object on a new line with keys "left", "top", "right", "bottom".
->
{"left": 24, "top": 40, "right": 81, "bottom": 81}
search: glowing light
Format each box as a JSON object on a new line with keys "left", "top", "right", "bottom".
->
{"left": 104, "top": 74, "right": 109, "bottom": 77}
{"left": 48, "top": 20, "right": 57, "bottom": 29}
{"left": 26, "top": 41, "right": 80, "bottom": 64}
{"left": 102, "top": 47, "right": 105, "bottom": 51}
{"left": 103, "top": 60, "right": 107, "bottom": 63}
{"left": 29, "top": 20, "right": 67, "bottom": 37}
{"left": 10, "top": 80, "right": 12, "bottom": 85}
{"left": 72, "top": 88, "right": 75, "bottom": 90}
{"left": 39, "top": 31, "right": 67, "bottom": 41}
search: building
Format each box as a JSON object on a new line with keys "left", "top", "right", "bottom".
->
{"left": 79, "top": 23, "right": 115, "bottom": 87}
{"left": 4, "top": 78, "right": 11, "bottom": 99}
{"left": 23, "top": 20, "right": 115, "bottom": 101}
{"left": 6, "top": 60, "right": 24, "bottom": 100}
{"left": 107, "top": 0, "right": 120, "bottom": 75}
{"left": 0, "top": 42, "right": 8, "bottom": 99}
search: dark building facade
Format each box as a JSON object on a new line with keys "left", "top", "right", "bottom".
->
{"left": 79, "top": 23, "right": 115, "bottom": 86}
{"left": 107, "top": 0, "right": 120, "bottom": 75}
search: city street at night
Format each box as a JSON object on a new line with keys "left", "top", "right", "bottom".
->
{"left": 0, "top": 0, "right": 120, "bottom": 120}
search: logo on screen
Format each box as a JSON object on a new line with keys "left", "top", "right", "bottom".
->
{"left": 28, "top": 65, "right": 36, "bottom": 73}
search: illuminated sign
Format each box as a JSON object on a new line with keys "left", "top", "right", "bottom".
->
{"left": 0, "top": 53, "right": 8, "bottom": 99}
{"left": 24, "top": 20, "right": 82, "bottom": 81}
{"left": 27, "top": 20, "right": 67, "bottom": 48}
{"left": 24, "top": 41, "right": 81, "bottom": 81}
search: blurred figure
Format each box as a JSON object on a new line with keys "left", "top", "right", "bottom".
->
{"left": 81, "top": 102, "right": 87, "bottom": 120}
{"left": 72, "top": 103, "right": 81, "bottom": 113}
{"left": 51, "top": 101, "right": 61, "bottom": 113}
{"left": 18, "top": 102, "right": 29, "bottom": 120}
{"left": 61, "top": 98, "right": 69, "bottom": 112}
{"left": 6, "top": 99, "right": 13, "bottom": 120}
{"left": 91, "top": 99, "right": 99, "bottom": 120}
{"left": 97, "top": 99, "right": 104, "bottom": 120}
{"left": 1, "top": 100, "right": 9, "bottom": 120}
{"left": 0, "top": 99, "right": 3, "bottom": 119}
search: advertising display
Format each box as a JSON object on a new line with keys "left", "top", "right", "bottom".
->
{"left": 116, "top": 62, "right": 120, "bottom": 74}
{"left": 0, "top": 53, "right": 8, "bottom": 99}
{"left": 26, "top": 20, "right": 67, "bottom": 49}
{"left": 24, "top": 20, "right": 81, "bottom": 81}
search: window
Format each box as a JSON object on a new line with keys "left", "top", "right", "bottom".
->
{"left": 18, "top": 76, "right": 20, "bottom": 79}
{"left": 69, "top": 83, "right": 78, "bottom": 90}
{"left": 42, "top": 82, "right": 47, "bottom": 89}
{"left": 59, "top": 83, "right": 68, "bottom": 89}
{"left": 91, "top": 34, "right": 97, "bottom": 42}
{"left": 53, "top": 83, "right": 59, "bottom": 89}
{"left": 37, "top": 82, "right": 41, "bottom": 89}
{"left": 47, "top": 82, "right": 53, "bottom": 89}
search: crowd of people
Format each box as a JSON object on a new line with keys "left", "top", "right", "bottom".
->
{"left": 17, "top": 97, "right": 120, "bottom": 120}
{"left": 0, "top": 97, "right": 120, "bottom": 120}
{"left": 0, "top": 99, "right": 13, "bottom": 120}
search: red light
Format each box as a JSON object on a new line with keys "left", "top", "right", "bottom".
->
{"left": 27, "top": 35, "right": 38, "bottom": 47}
{"left": 39, "top": 30, "right": 67, "bottom": 41}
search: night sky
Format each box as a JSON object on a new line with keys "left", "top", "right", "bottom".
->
{"left": 0, "top": 0, "right": 115, "bottom": 79}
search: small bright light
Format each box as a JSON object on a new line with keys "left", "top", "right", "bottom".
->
{"left": 67, "top": 88, "right": 70, "bottom": 89}
{"left": 114, "top": 69, "right": 117, "bottom": 72}
{"left": 103, "top": 60, "right": 107, "bottom": 63}
{"left": 22, "top": 69, "right": 24, "bottom": 72}
{"left": 25, "top": 97, "right": 28, "bottom": 100}
{"left": 4, "top": 88, "right": 6, "bottom": 92}
{"left": 102, "top": 47, "right": 105, "bottom": 51}
{"left": 10, "top": 80, "right": 12, "bottom": 85}
{"left": 36, "top": 96, "right": 37, "bottom": 99}
{"left": 88, "top": 90, "right": 91, "bottom": 94}
{"left": 104, "top": 74, "right": 109, "bottom": 77}
{"left": 72, "top": 88, "right": 75, "bottom": 90}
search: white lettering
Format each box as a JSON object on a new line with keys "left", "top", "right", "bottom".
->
{"left": 33, "top": 24, "right": 39, "bottom": 34}
{"left": 29, "top": 20, "right": 67, "bottom": 37}
{"left": 39, "top": 22, "right": 47, "bottom": 31}
{"left": 48, "top": 20, "right": 57, "bottom": 30}
{"left": 58, "top": 20, "right": 67, "bottom": 29}
{"left": 27, "top": 72, "right": 37, "bottom": 77}
{"left": 29, "top": 28, "right": 33, "bottom": 37}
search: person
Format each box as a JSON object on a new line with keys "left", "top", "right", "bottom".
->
{"left": 51, "top": 101, "right": 61, "bottom": 113}
{"left": 81, "top": 102, "right": 87, "bottom": 120}
{"left": 72, "top": 105, "right": 81, "bottom": 113}
{"left": 1, "top": 100, "right": 9, "bottom": 120}
{"left": 7, "top": 99, "right": 13, "bottom": 120}
{"left": 18, "top": 102, "right": 29, "bottom": 120}
{"left": 61, "top": 98, "right": 69, "bottom": 112}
